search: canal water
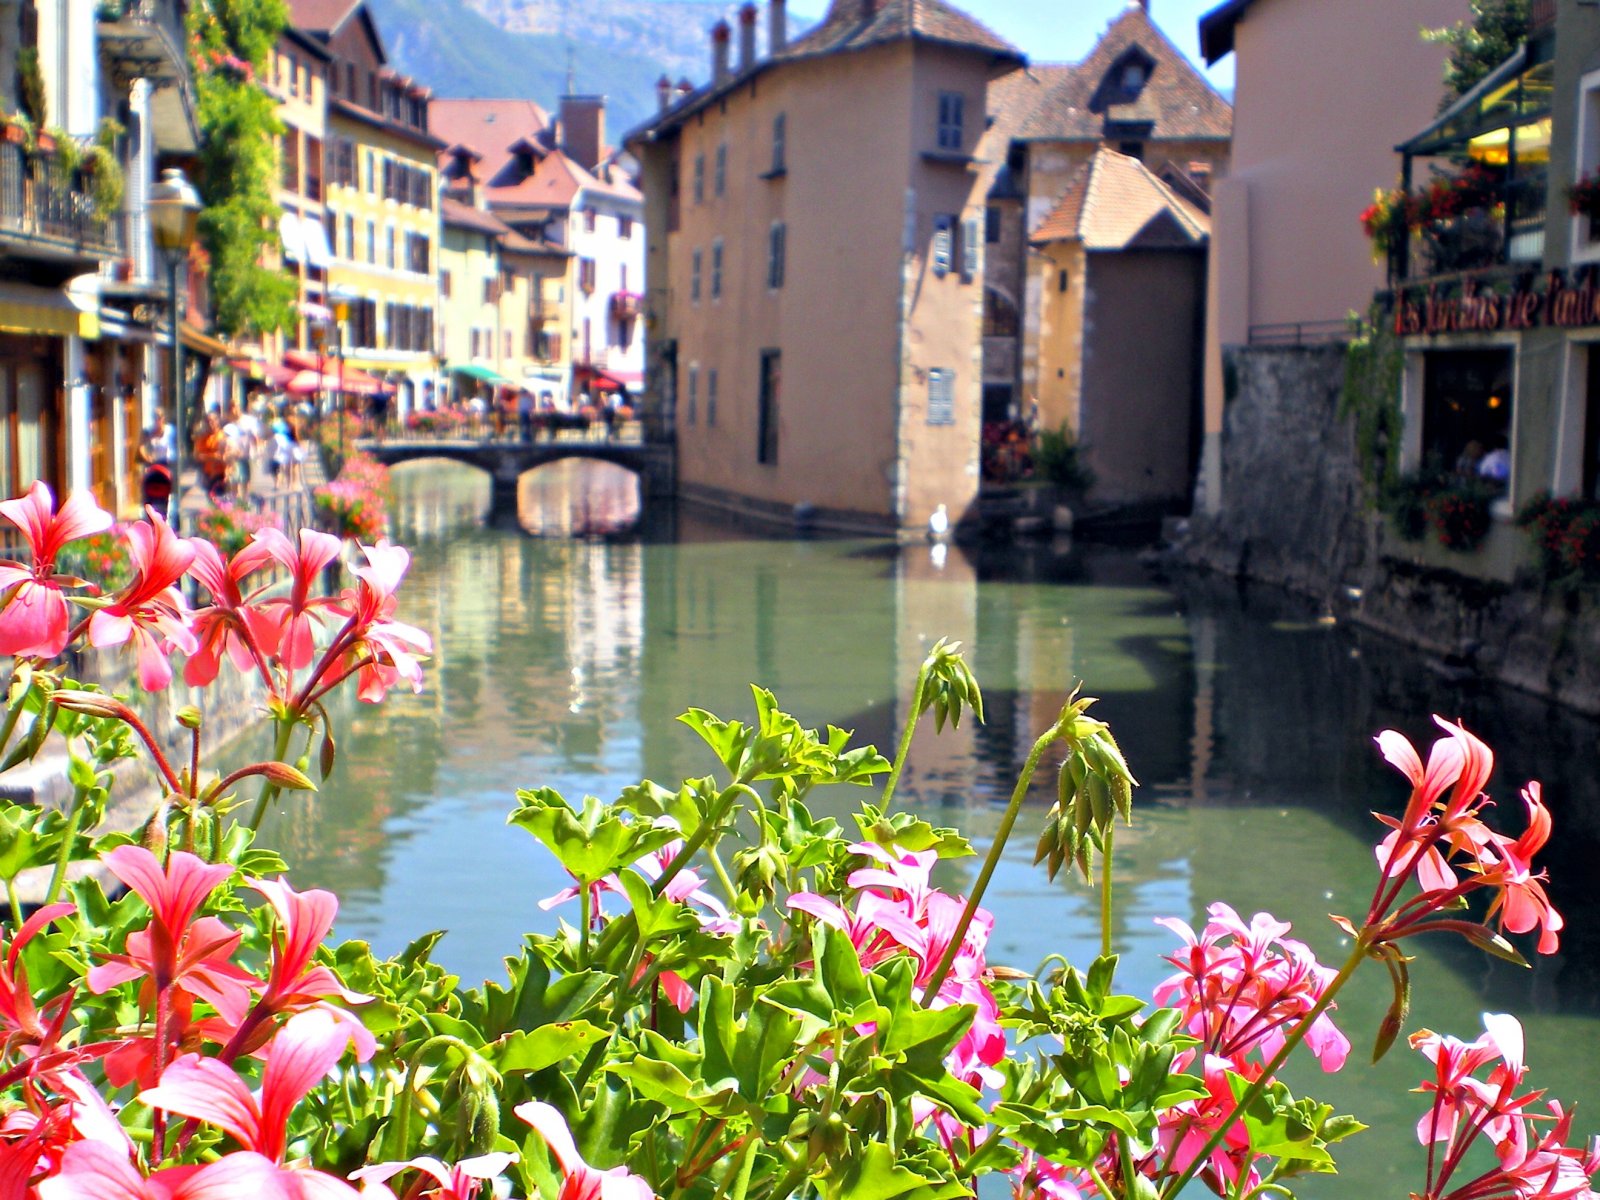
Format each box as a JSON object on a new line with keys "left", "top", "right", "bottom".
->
{"left": 264, "top": 462, "right": 1600, "bottom": 1198}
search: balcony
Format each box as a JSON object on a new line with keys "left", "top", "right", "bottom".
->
{"left": 97, "top": 0, "right": 198, "bottom": 153}
{"left": 0, "top": 141, "right": 122, "bottom": 282}
{"left": 610, "top": 290, "right": 642, "bottom": 321}
{"left": 1389, "top": 35, "right": 1554, "bottom": 286}
{"left": 1402, "top": 171, "right": 1547, "bottom": 281}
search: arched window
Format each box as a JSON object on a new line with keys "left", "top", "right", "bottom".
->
{"left": 983, "top": 287, "right": 1019, "bottom": 338}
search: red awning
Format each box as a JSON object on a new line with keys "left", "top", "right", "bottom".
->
{"left": 576, "top": 365, "right": 630, "bottom": 393}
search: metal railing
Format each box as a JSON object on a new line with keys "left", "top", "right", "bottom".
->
{"left": 1247, "top": 319, "right": 1356, "bottom": 347}
{"left": 1404, "top": 174, "right": 1547, "bottom": 282}
{"left": 0, "top": 141, "right": 121, "bottom": 255}
{"left": 379, "top": 409, "right": 647, "bottom": 446}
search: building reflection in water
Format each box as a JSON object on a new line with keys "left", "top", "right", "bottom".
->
{"left": 259, "top": 464, "right": 1600, "bottom": 1200}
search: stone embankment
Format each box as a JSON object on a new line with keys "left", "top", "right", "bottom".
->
{"left": 1179, "top": 343, "right": 1600, "bottom": 716}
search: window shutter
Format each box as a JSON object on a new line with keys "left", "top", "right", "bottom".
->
{"left": 931, "top": 216, "right": 953, "bottom": 278}
{"left": 962, "top": 218, "right": 979, "bottom": 280}
{"left": 928, "top": 369, "right": 954, "bottom": 425}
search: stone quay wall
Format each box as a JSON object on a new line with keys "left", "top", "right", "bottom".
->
{"left": 1181, "top": 343, "right": 1600, "bottom": 716}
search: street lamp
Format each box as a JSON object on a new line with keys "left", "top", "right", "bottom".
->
{"left": 148, "top": 168, "right": 202, "bottom": 529}
{"left": 328, "top": 285, "right": 354, "bottom": 457}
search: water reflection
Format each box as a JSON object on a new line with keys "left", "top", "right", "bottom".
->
{"left": 266, "top": 463, "right": 1600, "bottom": 1200}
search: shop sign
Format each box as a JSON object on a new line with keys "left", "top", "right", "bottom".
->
{"left": 1393, "top": 269, "right": 1600, "bottom": 337}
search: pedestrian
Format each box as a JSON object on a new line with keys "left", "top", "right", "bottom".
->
{"left": 518, "top": 389, "right": 535, "bottom": 444}
{"left": 196, "top": 410, "right": 229, "bottom": 501}
{"left": 270, "top": 419, "right": 293, "bottom": 486}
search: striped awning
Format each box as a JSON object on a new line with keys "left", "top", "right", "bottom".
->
{"left": 0, "top": 282, "right": 100, "bottom": 339}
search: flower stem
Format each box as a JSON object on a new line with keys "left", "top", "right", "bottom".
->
{"left": 879, "top": 662, "right": 930, "bottom": 814}
{"left": 1157, "top": 937, "right": 1369, "bottom": 1200}
{"left": 43, "top": 779, "right": 90, "bottom": 906}
{"left": 1100, "top": 821, "right": 1115, "bottom": 959}
{"left": 923, "top": 720, "right": 1064, "bottom": 1000}
{"left": 246, "top": 716, "right": 297, "bottom": 833}
{"left": 5, "top": 877, "right": 22, "bottom": 921}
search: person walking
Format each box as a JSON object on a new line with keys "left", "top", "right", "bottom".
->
{"left": 518, "top": 389, "right": 535, "bottom": 444}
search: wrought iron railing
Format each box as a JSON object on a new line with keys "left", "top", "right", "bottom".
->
{"left": 0, "top": 141, "right": 121, "bottom": 256}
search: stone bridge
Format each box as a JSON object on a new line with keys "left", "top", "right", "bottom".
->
{"left": 355, "top": 437, "right": 676, "bottom": 523}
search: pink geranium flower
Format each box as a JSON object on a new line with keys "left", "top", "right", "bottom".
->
{"left": 350, "top": 1152, "right": 515, "bottom": 1200}
{"left": 87, "top": 511, "right": 198, "bottom": 691}
{"left": 0, "top": 481, "right": 112, "bottom": 658}
{"left": 183, "top": 537, "right": 277, "bottom": 687}
{"left": 252, "top": 528, "right": 344, "bottom": 669}
{"left": 38, "top": 1141, "right": 295, "bottom": 1200}
{"left": 514, "top": 1102, "right": 654, "bottom": 1200}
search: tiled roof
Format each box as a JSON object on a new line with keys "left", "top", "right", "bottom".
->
{"left": 1031, "top": 146, "right": 1209, "bottom": 249}
{"left": 286, "top": 0, "right": 359, "bottom": 35}
{"left": 429, "top": 98, "right": 552, "bottom": 166}
{"left": 1017, "top": 6, "right": 1231, "bottom": 142}
{"left": 481, "top": 148, "right": 641, "bottom": 212}
{"left": 783, "top": 0, "right": 1021, "bottom": 61}
{"left": 978, "top": 64, "right": 1073, "bottom": 198}
{"left": 627, "top": 0, "right": 1022, "bottom": 144}
{"left": 441, "top": 196, "right": 513, "bottom": 236}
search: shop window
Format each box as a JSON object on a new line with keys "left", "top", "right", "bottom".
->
{"left": 1421, "top": 348, "right": 1514, "bottom": 488}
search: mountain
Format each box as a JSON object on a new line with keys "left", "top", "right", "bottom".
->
{"left": 367, "top": 0, "right": 812, "bottom": 140}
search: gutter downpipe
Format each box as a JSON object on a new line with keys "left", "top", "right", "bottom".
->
{"left": 892, "top": 185, "right": 914, "bottom": 527}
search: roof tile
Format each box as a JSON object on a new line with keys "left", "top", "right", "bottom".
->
{"left": 1031, "top": 146, "right": 1209, "bottom": 249}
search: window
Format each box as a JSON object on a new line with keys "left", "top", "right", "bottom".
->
{"left": 927, "top": 368, "right": 955, "bottom": 425}
{"left": 686, "top": 364, "right": 698, "bottom": 425}
{"left": 305, "top": 136, "right": 323, "bottom": 201}
{"left": 1122, "top": 61, "right": 1147, "bottom": 90}
{"left": 758, "top": 349, "right": 780, "bottom": 464}
{"left": 707, "top": 368, "right": 718, "bottom": 425}
{"left": 691, "top": 248, "right": 702, "bottom": 303}
{"left": 441, "top": 269, "right": 452, "bottom": 298}
{"left": 931, "top": 215, "right": 954, "bottom": 278}
{"left": 342, "top": 214, "right": 353, "bottom": 259}
{"left": 385, "top": 227, "right": 396, "bottom": 270}
{"left": 579, "top": 258, "right": 597, "bottom": 293}
{"left": 584, "top": 209, "right": 596, "bottom": 233}
{"left": 406, "top": 232, "right": 429, "bottom": 274}
{"left": 618, "top": 215, "right": 633, "bottom": 239}
{"left": 711, "top": 239, "right": 723, "bottom": 300}
{"left": 365, "top": 151, "right": 376, "bottom": 195}
{"left": 365, "top": 220, "right": 375, "bottom": 264}
{"left": 983, "top": 288, "right": 1019, "bottom": 337}
{"left": 693, "top": 153, "right": 705, "bottom": 203}
{"left": 288, "top": 55, "right": 299, "bottom": 97}
{"left": 1420, "top": 349, "right": 1514, "bottom": 492}
{"left": 281, "top": 132, "right": 300, "bottom": 192}
{"left": 483, "top": 277, "right": 496, "bottom": 304}
{"left": 985, "top": 205, "right": 1001, "bottom": 244}
{"left": 767, "top": 222, "right": 786, "bottom": 289}
{"left": 937, "top": 92, "right": 964, "bottom": 151}
{"left": 771, "top": 113, "right": 786, "bottom": 173}
{"left": 962, "top": 217, "right": 979, "bottom": 280}
{"left": 714, "top": 143, "right": 727, "bottom": 196}
{"left": 1118, "top": 140, "right": 1145, "bottom": 161}
{"left": 1058, "top": 269, "right": 1069, "bottom": 293}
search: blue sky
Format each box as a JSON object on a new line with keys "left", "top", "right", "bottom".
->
{"left": 934, "top": 0, "right": 1235, "bottom": 90}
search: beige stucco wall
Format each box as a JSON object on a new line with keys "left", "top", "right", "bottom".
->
{"left": 1200, "top": 0, "right": 1468, "bottom": 511}
{"left": 1034, "top": 240, "right": 1086, "bottom": 435}
{"left": 898, "top": 42, "right": 994, "bottom": 529}
{"left": 666, "top": 43, "right": 911, "bottom": 524}
{"left": 650, "top": 38, "right": 995, "bottom": 532}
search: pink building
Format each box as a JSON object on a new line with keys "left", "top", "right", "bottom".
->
{"left": 1196, "top": 0, "right": 1468, "bottom": 513}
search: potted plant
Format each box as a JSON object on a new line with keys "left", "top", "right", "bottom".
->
{"left": 1360, "top": 186, "right": 1414, "bottom": 266}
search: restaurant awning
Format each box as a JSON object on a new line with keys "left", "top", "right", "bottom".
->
{"left": 1397, "top": 41, "right": 1553, "bottom": 159}
{"left": 575, "top": 364, "right": 633, "bottom": 393}
{"left": 454, "top": 363, "right": 513, "bottom": 385}
{"left": 157, "top": 322, "right": 230, "bottom": 357}
{"left": 0, "top": 282, "right": 100, "bottom": 339}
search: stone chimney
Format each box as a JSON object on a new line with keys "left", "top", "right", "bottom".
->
{"left": 769, "top": 0, "right": 787, "bottom": 53}
{"left": 559, "top": 94, "right": 606, "bottom": 172}
{"left": 738, "top": 3, "right": 758, "bottom": 71}
{"left": 712, "top": 20, "right": 731, "bottom": 83}
{"left": 676, "top": 78, "right": 694, "bottom": 100}
{"left": 656, "top": 74, "right": 673, "bottom": 113}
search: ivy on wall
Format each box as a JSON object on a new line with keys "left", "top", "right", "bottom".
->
{"left": 1340, "top": 307, "right": 1405, "bottom": 503}
{"left": 188, "top": 0, "right": 295, "bottom": 337}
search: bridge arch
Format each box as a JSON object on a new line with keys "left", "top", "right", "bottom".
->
{"left": 357, "top": 438, "right": 675, "bottom": 525}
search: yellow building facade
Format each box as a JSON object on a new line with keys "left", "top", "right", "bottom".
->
{"left": 291, "top": 0, "right": 441, "bottom": 408}
{"left": 438, "top": 197, "right": 573, "bottom": 406}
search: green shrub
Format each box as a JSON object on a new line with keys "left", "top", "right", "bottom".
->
{"left": 1032, "top": 422, "right": 1095, "bottom": 493}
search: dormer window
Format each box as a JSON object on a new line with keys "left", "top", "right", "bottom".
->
{"left": 1121, "top": 61, "right": 1146, "bottom": 90}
